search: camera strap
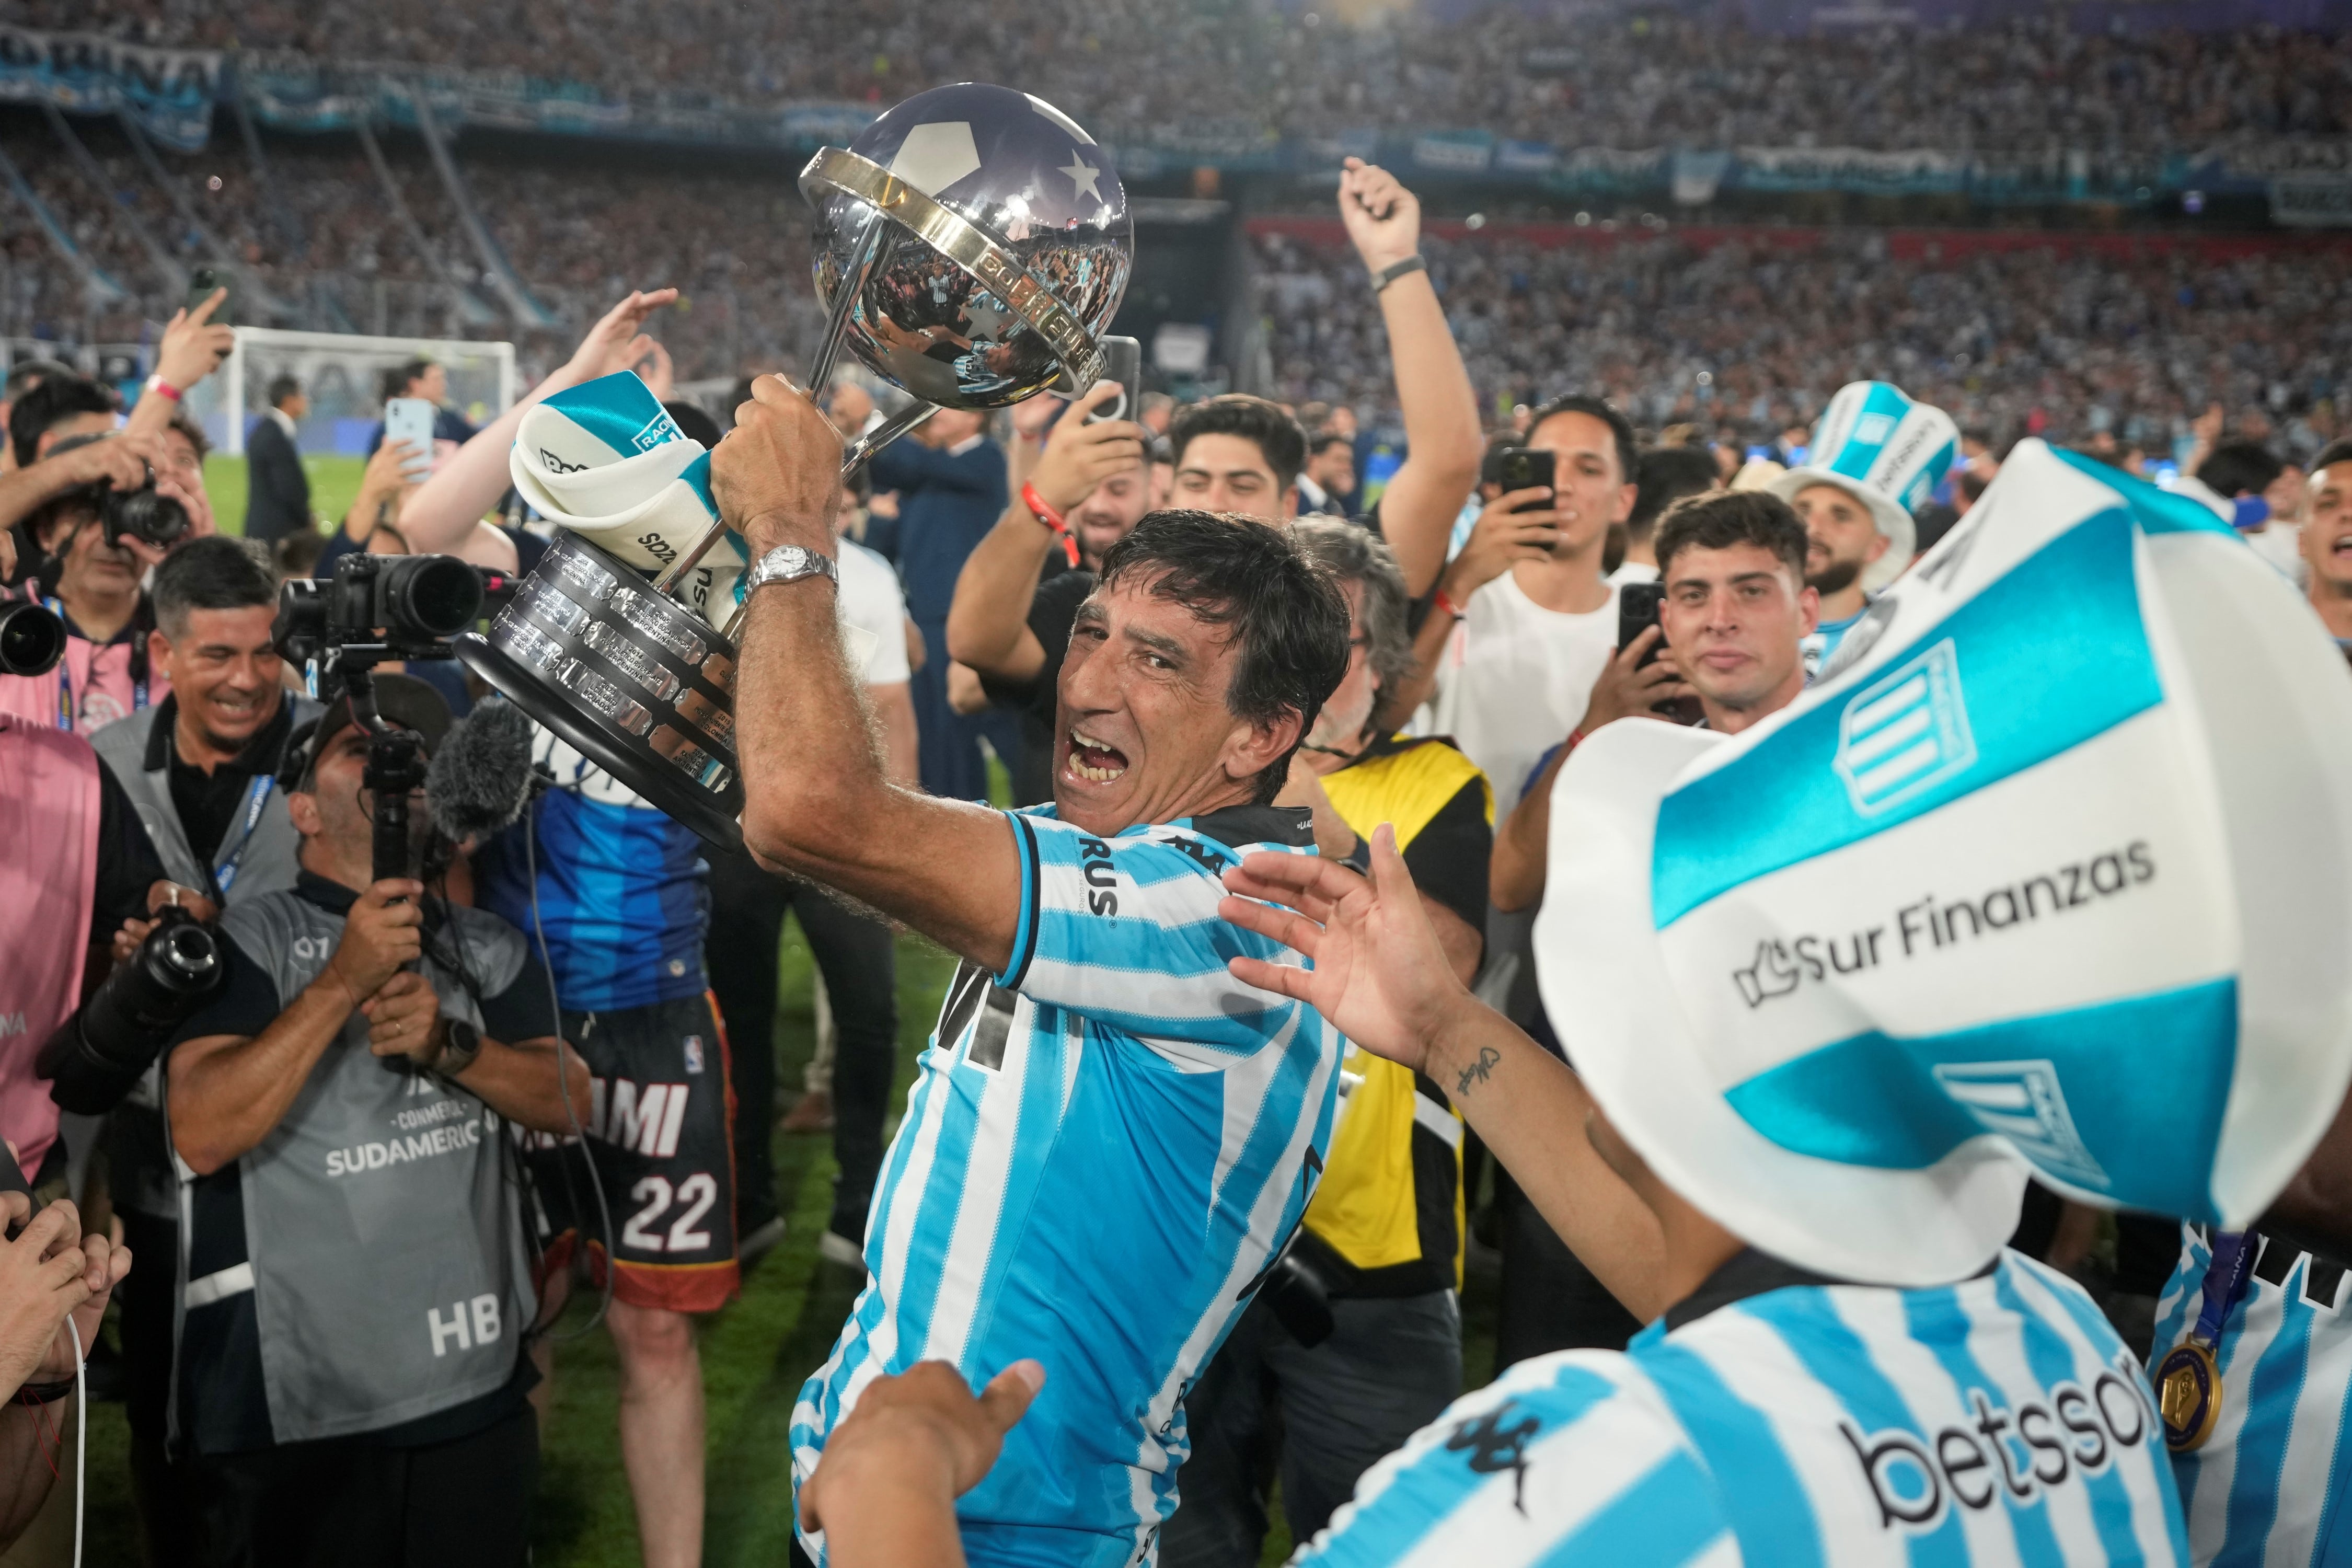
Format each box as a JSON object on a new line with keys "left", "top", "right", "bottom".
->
{"left": 45, "top": 598, "right": 147, "bottom": 731}
{"left": 209, "top": 775, "right": 278, "bottom": 897}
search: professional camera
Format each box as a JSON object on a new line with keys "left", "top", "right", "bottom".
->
{"left": 100, "top": 480, "right": 191, "bottom": 551}
{"left": 39, "top": 904, "right": 225, "bottom": 1115}
{"left": 274, "top": 551, "right": 487, "bottom": 668}
{"left": 0, "top": 597, "right": 64, "bottom": 676}
{"left": 42, "top": 432, "right": 190, "bottom": 550}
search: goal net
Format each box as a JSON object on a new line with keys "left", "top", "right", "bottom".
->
{"left": 187, "top": 327, "right": 517, "bottom": 458}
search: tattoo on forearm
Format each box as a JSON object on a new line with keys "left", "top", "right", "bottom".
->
{"left": 1455, "top": 1046, "right": 1502, "bottom": 1097}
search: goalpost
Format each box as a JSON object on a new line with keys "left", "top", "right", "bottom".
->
{"left": 193, "top": 326, "right": 518, "bottom": 458}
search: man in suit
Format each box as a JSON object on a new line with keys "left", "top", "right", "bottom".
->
{"left": 243, "top": 375, "right": 312, "bottom": 545}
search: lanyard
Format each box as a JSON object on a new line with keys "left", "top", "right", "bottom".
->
{"left": 210, "top": 775, "right": 277, "bottom": 897}
{"left": 47, "top": 597, "right": 148, "bottom": 731}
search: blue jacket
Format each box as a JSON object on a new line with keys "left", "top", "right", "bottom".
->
{"left": 866, "top": 436, "right": 1008, "bottom": 624}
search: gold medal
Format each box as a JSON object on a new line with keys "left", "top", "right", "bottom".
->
{"left": 2158, "top": 1339, "right": 2223, "bottom": 1453}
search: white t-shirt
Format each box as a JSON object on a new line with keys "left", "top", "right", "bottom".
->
{"left": 1608, "top": 559, "right": 1659, "bottom": 585}
{"left": 1428, "top": 571, "right": 1619, "bottom": 811}
{"left": 838, "top": 538, "right": 910, "bottom": 686}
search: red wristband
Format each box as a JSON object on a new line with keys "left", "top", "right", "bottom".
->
{"left": 1432, "top": 585, "right": 1466, "bottom": 621}
{"left": 1021, "top": 481, "right": 1080, "bottom": 569}
{"left": 143, "top": 375, "right": 182, "bottom": 403}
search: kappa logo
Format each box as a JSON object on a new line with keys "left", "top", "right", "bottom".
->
{"left": 1444, "top": 1400, "right": 1542, "bottom": 1516}
{"left": 1932, "top": 1059, "right": 2110, "bottom": 1191}
{"left": 1836, "top": 638, "right": 1977, "bottom": 816}
{"left": 630, "top": 410, "right": 684, "bottom": 453}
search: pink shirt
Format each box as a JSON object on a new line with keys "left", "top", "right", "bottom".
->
{"left": 0, "top": 601, "right": 168, "bottom": 738}
{"left": 0, "top": 714, "right": 99, "bottom": 1174}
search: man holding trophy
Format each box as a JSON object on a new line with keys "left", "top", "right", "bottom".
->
{"left": 451, "top": 86, "right": 1361, "bottom": 1564}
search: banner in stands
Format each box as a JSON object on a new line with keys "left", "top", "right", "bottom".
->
{"left": 2269, "top": 175, "right": 2352, "bottom": 227}
{"left": 0, "top": 31, "right": 2309, "bottom": 207}
{"left": 0, "top": 27, "right": 218, "bottom": 152}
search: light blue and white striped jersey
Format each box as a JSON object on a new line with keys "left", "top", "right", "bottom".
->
{"left": 2153, "top": 1224, "right": 2352, "bottom": 1566}
{"left": 1296, "top": 1250, "right": 2186, "bottom": 1567}
{"left": 792, "top": 803, "right": 1344, "bottom": 1568}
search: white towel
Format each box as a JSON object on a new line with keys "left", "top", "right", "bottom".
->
{"left": 509, "top": 371, "right": 745, "bottom": 622}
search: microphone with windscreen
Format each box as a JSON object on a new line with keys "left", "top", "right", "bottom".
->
{"left": 426, "top": 697, "right": 542, "bottom": 845}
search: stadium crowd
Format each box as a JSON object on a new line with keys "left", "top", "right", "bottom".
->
{"left": 1256, "top": 225, "right": 2352, "bottom": 459}
{"left": 13, "top": 0, "right": 2352, "bottom": 153}
{"left": 6, "top": 56, "right": 2352, "bottom": 1568}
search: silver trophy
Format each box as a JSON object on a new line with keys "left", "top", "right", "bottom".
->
{"left": 458, "top": 83, "right": 1133, "bottom": 846}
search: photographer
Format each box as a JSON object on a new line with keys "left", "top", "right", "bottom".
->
{"left": 88, "top": 535, "right": 317, "bottom": 1562}
{"left": 0, "top": 425, "right": 217, "bottom": 736}
{"left": 161, "top": 674, "right": 588, "bottom": 1568}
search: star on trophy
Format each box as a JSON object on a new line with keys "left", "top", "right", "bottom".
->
{"left": 457, "top": 84, "right": 1133, "bottom": 846}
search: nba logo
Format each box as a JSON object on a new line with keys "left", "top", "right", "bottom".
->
{"left": 684, "top": 1036, "right": 705, "bottom": 1074}
{"left": 1835, "top": 638, "right": 1977, "bottom": 816}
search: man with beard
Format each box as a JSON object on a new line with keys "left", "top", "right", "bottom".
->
{"left": 1160, "top": 518, "right": 1490, "bottom": 1565}
{"left": 1766, "top": 382, "right": 1958, "bottom": 676}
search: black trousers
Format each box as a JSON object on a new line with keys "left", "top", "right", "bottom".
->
{"left": 188, "top": 1406, "right": 537, "bottom": 1568}
{"left": 1160, "top": 1288, "right": 1462, "bottom": 1565}
{"left": 1495, "top": 1172, "right": 1642, "bottom": 1369}
{"left": 120, "top": 1206, "right": 193, "bottom": 1568}
{"left": 704, "top": 845, "right": 899, "bottom": 1240}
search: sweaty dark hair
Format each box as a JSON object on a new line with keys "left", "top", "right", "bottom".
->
{"left": 1525, "top": 394, "right": 1640, "bottom": 487}
{"left": 2197, "top": 441, "right": 2285, "bottom": 501}
{"left": 153, "top": 535, "right": 278, "bottom": 640}
{"left": 1169, "top": 396, "right": 1310, "bottom": 494}
{"left": 1655, "top": 490, "right": 1809, "bottom": 583}
{"left": 9, "top": 372, "right": 114, "bottom": 469}
{"left": 1629, "top": 446, "right": 1720, "bottom": 540}
{"left": 1094, "top": 510, "right": 1351, "bottom": 803}
{"left": 2313, "top": 438, "right": 2352, "bottom": 474}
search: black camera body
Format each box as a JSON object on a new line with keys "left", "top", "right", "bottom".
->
{"left": 99, "top": 478, "right": 190, "bottom": 551}
{"left": 274, "top": 552, "right": 487, "bottom": 668}
{"left": 39, "top": 433, "right": 189, "bottom": 551}
{"left": 40, "top": 904, "right": 225, "bottom": 1115}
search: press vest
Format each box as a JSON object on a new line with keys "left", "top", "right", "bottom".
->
{"left": 168, "top": 889, "right": 536, "bottom": 1445}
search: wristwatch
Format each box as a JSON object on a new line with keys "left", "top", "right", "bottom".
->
{"left": 432, "top": 1018, "right": 482, "bottom": 1077}
{"left": 744, "top": 543, "right": 839, "bottom": 596}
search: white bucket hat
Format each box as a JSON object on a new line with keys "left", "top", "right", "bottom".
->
{"left": 509, "top": 371, "right": 746, "bottom": 619}
{"left": 1769, "top": 381, "right": 1959, "bottom": 595}
{"left": 1539, "top": 439, "right": 2352, "bottom": 1285}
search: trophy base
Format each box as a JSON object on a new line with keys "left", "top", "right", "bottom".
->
{"left": 456, "top": 632, "right": 745, "bottom": 851}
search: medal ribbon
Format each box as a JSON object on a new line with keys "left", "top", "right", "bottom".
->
{"left": 2193, "top": 1230, "right": 2257, "bottom": 1346}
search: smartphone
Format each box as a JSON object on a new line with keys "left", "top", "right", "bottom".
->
{"left": 188, "top": 265, "right": 233, "bottom": 328}
{"left": 1617, "top": 580, "right": 1667, "bottom": 668}
{"left": 383, "top": 397, "right": 437, "bottom": 478}
{"left": 1618, "top": 581, "right": 1703, "bottom": 723}
{"left": 1479, "top": 445, "right": 1555, "bottom": 495}
{"left": 1086, "top": 336, "right": 1144, "bottom": 424}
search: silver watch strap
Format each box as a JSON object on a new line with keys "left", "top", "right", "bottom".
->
{"left": 748, "top": 544, "right": 840, "bottom": 594}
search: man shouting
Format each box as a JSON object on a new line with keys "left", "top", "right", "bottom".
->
{"left": 712, "top": 376, "right": 1352, "bottom": 1568}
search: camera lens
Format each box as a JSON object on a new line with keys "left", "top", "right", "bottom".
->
{"left": 0, "top": 598, "right": 65, "bottom": 676}
{"left": 103, "top": 485, "right": 190, "bottom": 549}
{"left": 158, "top": 920, "right": 219, "bottom": 982}
{"left": 376, "top": 555, "right": 485, "bottom": 641}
